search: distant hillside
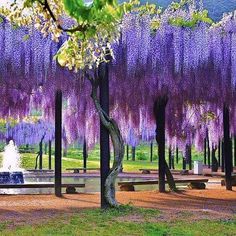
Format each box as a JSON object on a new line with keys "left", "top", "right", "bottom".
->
{"left": 122, "top": 0, "right": 236, "bottom": 21}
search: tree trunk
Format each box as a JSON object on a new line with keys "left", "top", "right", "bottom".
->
{"left": 88, "top": 75, "right": 124, "bottom": 208}
{"left": 165, "top": 160, "right": 176, "bottom": 191}
{"left": 153, "top": 96, "right": 176, "bottom": 192}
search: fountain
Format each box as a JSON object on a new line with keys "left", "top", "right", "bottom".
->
{"left": 0, "top": 140, "right": 24, "bottom": 184}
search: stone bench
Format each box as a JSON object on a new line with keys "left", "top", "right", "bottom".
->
{"left": 139, "top": 169, "right": 188, "bottom": 175}
{"left": 66, "top": 168, "right": 100, "bottom": 173}
{"left": 118, "top": 178, "right": 209, "bottom": 191}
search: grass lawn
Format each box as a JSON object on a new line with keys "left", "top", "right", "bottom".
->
{"left": 0, "top": 206, "right": 235, "bottom": 236}
{"left": 0, "top": 143, "right": 205, "bottom": 172}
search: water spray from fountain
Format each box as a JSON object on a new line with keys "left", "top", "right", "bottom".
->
{"left": 0, "top": 140, "right": 24, "bottom": 185}
{"left": 1, "top": 140, "right": 22, "bottom": 171}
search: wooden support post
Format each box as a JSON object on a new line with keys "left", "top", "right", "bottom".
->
{"left": 176, "top": 147, "right": 179, "bottom": 164}
{"left": 207, "top": 135, "right": 211, "bottom": 168}
{"left": 99, "top": 62, "right": 110, "bottom": 208}
{"left": 39, "top": 141, "right": 43, "bottom": 170}
{"left": 48, "top": 140, "right": 52, "bottom": 170}
{"left": 154, "top": 96, "right": 168, "bottom": 193}
{"left": 168, "top": 146, "right": 172, "bottom": 169}
{"left": 184, "top": 144, "right": 191, "bottom": 170}
{"left": 189, "top": 145, "right": 192, "bottom": 170}
{"left": 204, "top": 138, "right": 207, "bottom": 165}
{"left": 183, "top": 157, "right": 186, "bottom": 170}
{"left": 131, "top": 146, "right": 136, "bottom": 161}
{"left": 218, "top": 140, "right": 221, "bottom": 167}
{"left": 55, "top": 90, "right": 62, "bottom": 197}
{"left": 126, "top": 145, "right": 129, "bottom": 161}
{"left": 211, "top": 146, "right": 218, "bottom": 172}
{"left": 83, "top": 138, "right": 87, "bottom": 173}
{"left": 230, "top": 139, "right": 233, "bottom": 172}
{"left": 172, "top": 148, "right": 175, "bottom": 170}
{"left": 150, "top": 142, "right": 153, "bottom": 162}
{"left": 234, "top": 136, "right": 236, "bottom": 167}
{"left": 223, "top": 104, "right": 232, "bottom": 190}
{"left": 221, "top": 140, "right": 225, "bottom": 172}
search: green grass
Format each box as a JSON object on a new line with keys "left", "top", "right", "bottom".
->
{"left": 0, "top": 206, "right": 235, "bottom": 235}
{"left": 0, "top": 143, "right": 205, "bottom": 172}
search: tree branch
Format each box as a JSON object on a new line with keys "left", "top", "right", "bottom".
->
{"left": 40, "top": 0, "right": 87, "bottom": 33}
{"left": 87, "top": 76, "right": 111, "bottom": 128}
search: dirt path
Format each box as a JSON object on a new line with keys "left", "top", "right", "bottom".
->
{"left": 0, "top": 186, "right": 235, "bottom": 226}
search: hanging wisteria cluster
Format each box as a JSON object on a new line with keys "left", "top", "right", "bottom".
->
{"left": 5, "top": 120, "right": 54, "bottom": 146}
{"left": 0, "top": 19, "right": 98, "bottom": 146}
{"left": 110, "top": 5, "right": 236, "bottom": 152}
{"left": 0, "top": 2, "right": 236, "bottom": 152}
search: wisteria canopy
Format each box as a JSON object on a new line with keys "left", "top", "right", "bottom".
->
{"left": 0, "top": 1, "right": 235, "bottom": 153}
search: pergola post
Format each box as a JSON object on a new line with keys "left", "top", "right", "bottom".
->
{"left": 168, "top": 146, "right": 172, "bottom": 169}
{"left": 218, "top": 140, "right": 221, "bottom": 167}
{"left": 211, "top": 146, "right": 218, "bottom": 172}
{"left": 48, "top": 140, "right": 52, "bottom": 170}
{"left": 154, "top": 96, "right": 168, "bottom": 193}
{"left": 188, "top": 145, "right": 192, "bottom": 170}
{"left": 207, "top": 133, "right": 211, "bottom": 168}
{"left": 204, "top": 138, "right": 207, "bottom": 165}
{"left": 176, "top": 147, "right": 179, "bottom": 164}
{"left": 150, "top": 142, "right": 153, "bottom": 162}
{"left": 39, "top": 140, "right": 43, "bottom": 170}
{"left": 131, "top": 146, "right": 136, "bottom": 161}
{"left": 98, "top": 62, "right": 110, "bottom": 208}
{"left": 234, "top": 136, "right": 236, "bottom": 167}
{"left": 183, "top": 157, "right": 186, "bottom": 170}
{"left": 126, "top": 144, "right": 129, "bottom": 160}
{"left": 55, "top": 90, "right": 62, "bottom": 197}
{"left": 221, "top": 140, "right": 225, "bottom": 172}
{"left": 172, "top": 148, "right": 175, "bottom": 170}
{"left": 83, "top": 138, "right": 87, "bottom": 173}
{"left": 223, "top": 104, "right": 232, "bottom": 190}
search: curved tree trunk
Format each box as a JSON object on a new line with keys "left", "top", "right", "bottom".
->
{"left": 154, "top": 96, "right": 176, "bottom": 192}
{"left": 164, "top": 160, "right": 176, "bottom": 191}
{"left": 88, "top": 76, "right": 124, "bottom": 207}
